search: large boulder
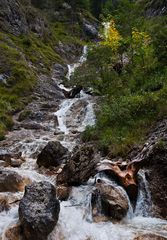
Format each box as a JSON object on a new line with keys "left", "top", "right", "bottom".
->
{"left": 37, "top": 141, "right": 69, "bottom": 168}
{"left": 91, "top": 179, "right": 129, "bottom": 221}
{"left": 19, "top": 181, "right": 60, "bottom": 240}
{"left": 57, "top": 144, "right": 98, "bottom": 185}
{"left": 0, "top": 170, "right": 31, "bottom": 192}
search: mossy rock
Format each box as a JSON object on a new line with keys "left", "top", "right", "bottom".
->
{"left": 18, "top": 110, "right": 32, "bottom": 122}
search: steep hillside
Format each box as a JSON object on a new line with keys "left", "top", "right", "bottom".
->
{"left": 0, "top": 0, "right": 98, "bottom": 140}
{"left": 71, "top": 0, "right": 167, "bottom": 157}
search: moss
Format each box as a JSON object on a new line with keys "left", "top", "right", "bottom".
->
{"left": 18, "top": 109, "right": 32, "bottom": 122}
{"left": 0, "top": 126, "right": 6, "bottom": 141}
{"left": 157, "top": 139, "right": 167, "bottom": 150}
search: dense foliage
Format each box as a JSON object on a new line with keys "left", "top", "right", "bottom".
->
{"left": 71, "top": 0, "right": 167, "bottom": 157}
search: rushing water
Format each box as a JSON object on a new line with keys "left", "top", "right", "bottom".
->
{"left": 0, "top": 46, "right": 167, "bottom": 240}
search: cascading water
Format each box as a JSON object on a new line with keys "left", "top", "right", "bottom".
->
{"left": 134, "top": 170, "right": 152, "bottom": 217}
{"left": 0, "top": 44, "right": 167, "bottom": 240}
{"left": 66, "top": 46, "right": 88, "bottom": 80}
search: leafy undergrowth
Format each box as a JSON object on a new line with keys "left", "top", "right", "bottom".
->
{"left": 75, "top": 2, "right": 167, "bottom": 157}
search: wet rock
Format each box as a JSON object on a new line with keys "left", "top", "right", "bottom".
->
{"left": 0, "top": 170, "right": 31, "bottom": 192}
{"left": 19, "top": 181, "right": 60, "bottom": 240}
{"left": 63, "top": 86, "right": 83, "bottom": 99}
{"left": 97, "top": 160, "right": 138, "bottom": 201}
{"left": 37, "top": 141, "right": 69, "bottom": 168}
{"left": 55, "top": 42, "right": 82, "bottom": 63}
{"left": 0, "top": 160, "right": 6, "bottom": 167}
{"left": 0, "top": 193, "right": 22, "bottom": 213}
{"left": 0, "top": 150, "right": 23, "bottom": 167}
{"left": 56, "top": 184, "right": 71, "bottom": 201}
{"left": 20, "top": 122, "right": 45, "bottom": 130}
{"left": 117, "top": 119, "right": 167, "bottom": 219}
{"left": 83, "top": 20, "right": 98, "bottom": 39}
{"left": 36, "top": 75, "right": 65, "bottom": 100}
{"left": 146, "top": 142, "right": 167, "bottom": 219}
{"left": 52, "top": 63, "right": 68, "bottom": 79}
{"left": 0, "top": 196, "right": 10, "bottom": 212}
{"left": 10, "top": 158, "right": 23, "bottom": 168}
{"left": 4, "top": 224, "right": 22, "bottom": 240}
{"left": 0, "top": 150, "right": 21, "bottom": 162}
{"left": 134, "top": 233, "right": 167, "bottom": 240}
{"left": 91, "top": 179, "right": 129, "bottom": 221}
{"left": 57, "top": 144, "right": 98, "bottom": 185}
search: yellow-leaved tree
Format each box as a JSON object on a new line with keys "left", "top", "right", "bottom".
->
{"left": 131, "top": 28, "right": 154, "bottom": 68}
{"left": 102, "top": 20, "right": 122, "bottom": 52}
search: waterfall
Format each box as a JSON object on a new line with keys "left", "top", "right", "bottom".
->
{"left": 55, "top": 98, "right": 78, "bottom": 134}
{"left": 66, "top": 46, "right": 88, "bottom": 80}
{"left": 134, "top": 170, "right": 152, "bottom": 217}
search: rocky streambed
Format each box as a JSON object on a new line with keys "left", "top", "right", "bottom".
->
{"left": 0, "top": 47, "right": 167, "bottom": 240}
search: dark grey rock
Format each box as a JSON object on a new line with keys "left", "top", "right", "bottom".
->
{"left": 57, "top": 144, "right": 98, "bottom": 185}
{"left": 83, "top": 20, "right": 98, "bottom": 39}
{"left": 37, "top": 141, "right": 69, "bottom": 168}
{"left": 0, "top": 0, "right": 28, "bottom": 35}
{"left": 19, "top": 181, "right": 60, "bottom": 240}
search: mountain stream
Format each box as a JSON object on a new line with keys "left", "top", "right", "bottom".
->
{"left": 0, "top": 46, "right": 167, "bottom": 240}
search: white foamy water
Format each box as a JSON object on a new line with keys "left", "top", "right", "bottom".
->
{"left": 66, "top": 46, "right": 87, "bottom": 80}
{"left": 55, "top": 98, "right": 78, "bottom": 134}
{"left": 0, "top": 206, "right": 19, "bottom": 237}
{"left": 134, "top": 170, "right": 152, "bottom": 217}
{"left": 49, "top": 183, "right": 167, "bottom": 240}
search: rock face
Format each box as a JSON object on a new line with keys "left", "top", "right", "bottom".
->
{"left": 0, "top": 0, "right": 49, "bottom": 36}
{"left": 134, "top": 233, "right": 167, "bottom": 240}
{"left": 19, "top": 181, "right": 60, "bottom": 240}
{"left": 37, "top": 141, "right": 68, "bottom": 168}
{"left": 57, "top": 144, "right": 98, "bottom": 185}
{"left": 0, "top": 170, "right": 31, "bottom": 192}
{"left": 130, "top": 120, "right": 167, "bottom": 219}
{"left": 82, "top": 19, "right": 98, "bottom": 39}
{"left": 146, "top": 142, "right": 167, "bottom": 219}
{"left": 0, "top": 0, "right": 28, "bottom": 35}
{"left": 91, "top": 179, "right": 129, "bottom": 221}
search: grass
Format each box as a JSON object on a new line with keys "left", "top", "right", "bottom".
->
{"left": 0, "top": 1, "right": 87, "bottom": 140}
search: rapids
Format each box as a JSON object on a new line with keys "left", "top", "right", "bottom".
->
{"left": 0, "top": 46, "right": 167, "bottom": 240}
